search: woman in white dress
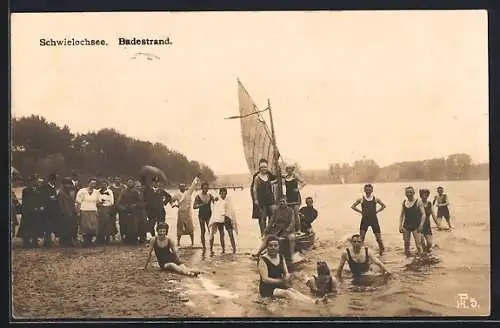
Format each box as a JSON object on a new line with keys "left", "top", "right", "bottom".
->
{"left": 209, "top": 188, "right": 238, "bottom": 256}
{"left": 171, "top": 175, "right": 201, "bottom": 247}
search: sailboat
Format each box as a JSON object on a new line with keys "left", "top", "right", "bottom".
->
{"left": 226, "top": 79, "right": 315, "bottom": 260}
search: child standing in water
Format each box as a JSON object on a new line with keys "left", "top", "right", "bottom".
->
{"left": 209, "top": 188, "right": 238, "bottom": 256}
{"left": 419, "top": 189, "right": 439, "bottom": 252}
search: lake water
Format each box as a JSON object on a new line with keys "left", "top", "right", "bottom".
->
{"left": 166, "top": 180, "right": 490, "bottom": 317}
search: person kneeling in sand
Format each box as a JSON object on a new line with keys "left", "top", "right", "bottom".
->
{"left": 306, "top": 261, "right": 337, "bottom": 302}
{"left": 258, "top": 235, "right": 314, "bottom": 303}
{"left": 142, "top": 222, "right": 202, "bottom": 277}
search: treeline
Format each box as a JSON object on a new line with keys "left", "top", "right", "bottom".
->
{"left": 325, "top": 154, "right": 488, "bottom": 185}
{"left": 11, "top": 115, "right": 217, "bottom": 186}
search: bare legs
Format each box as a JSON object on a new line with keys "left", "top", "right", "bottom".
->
{"left": 403, "top": 229, "right": 423, "bottom": 256}
{"left": 199, "top": 218, "right": 209, "bottom": 249}
{"left": 162, "top": 263, "right": 202, "bottom": 277}
{"left": 420, "top": 234, "right": 433, "bottom": 252}
{"left": 226, "top": 228, "right": 236, "bottom": 253}
{"left": 374, "top": 233, "right": 385, "bottom": 254}
{"left": 209, "top": 224, "right": 225, "bottom": 256}
{"left": 273, "top": 288, "right": 315, "bottom": 303}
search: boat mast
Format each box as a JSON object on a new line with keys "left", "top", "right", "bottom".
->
{"left": 267, "top": 98, "right": 283, "bottom": 200}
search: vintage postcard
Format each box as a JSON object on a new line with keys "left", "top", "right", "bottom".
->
{"left": 10, "top": 10, "right": 489, "bottom": 319}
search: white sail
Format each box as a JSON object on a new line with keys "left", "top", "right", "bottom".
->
{"left": 237, "top": 79, "right": 280, "bottom": 176}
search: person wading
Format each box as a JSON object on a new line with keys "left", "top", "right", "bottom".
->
{"left": 433, "top": 186, "right": 453, "bottom": 229}
{"left": 351, "top": 184, "right": 386, "bottom": 255}
{"left": 252, "top": 159, "right": 278, "bottom": 236}
{"left": 284, "top": 165, "right": 306, "bottom": 232}
{"left": 193, "top": 182, "right": 216, "bottom": 250}
{"left": 419, "top": 189, "right": 439, "bottom": 253}
{"left": 399, "top": 186, "right": 426, "bottom": 257}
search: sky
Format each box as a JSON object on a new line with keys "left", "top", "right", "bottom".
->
{"left": 11, "top": 10, "right": 489, "bottom": 174}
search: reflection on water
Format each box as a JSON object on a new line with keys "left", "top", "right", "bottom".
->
{"left": 168, "top": 180, "right": 489, "bottom": 317}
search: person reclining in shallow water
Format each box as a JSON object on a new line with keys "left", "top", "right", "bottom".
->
{"left": 299, "top": 197, "right": 318, "bottom": 233}
{"left": 258, "top": 235, "right": 314, "bottom": 302}
{"left": 252, "top": 196, "right": 297, "bottom": 260}
{"left": 142, "top": 222, "right": 202, "bottom": 277}
{"left": 335, "top": 234, "right": 392, "bottom": 283}
{"left": 306, "top": 261, "right": 337, "bottom": 302}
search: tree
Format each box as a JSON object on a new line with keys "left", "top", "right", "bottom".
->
{"left": 10, "top": 116, "right": 217, "bottom": 185}
{"left": 446, "top": 153, "right": 472, "bottom": 180}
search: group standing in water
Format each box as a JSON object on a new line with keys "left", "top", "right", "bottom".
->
{"left": 256, "top": 181, "right": 453, "bottom": 303}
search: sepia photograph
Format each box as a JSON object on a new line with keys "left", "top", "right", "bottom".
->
{"left": 10, "top": 10, "right": 489, "bottom": 318}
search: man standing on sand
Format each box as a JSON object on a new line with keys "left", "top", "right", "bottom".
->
{"left": 109, "top": 176, "right": 126, "bottom": 240}
{"left": 351, "top": 184, "right": 386, "bottom": 255}
{"left": 171, "top": 175, "right": 201, "bottom": 248}
{"left": 144, "top": 176, "right": 172, "bottom": 238}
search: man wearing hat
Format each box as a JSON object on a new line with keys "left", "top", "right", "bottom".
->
{"left": 18, "top": 176, "right": 45, "bottom": 248}
{"left": 143, "top": 176, "right": 172, "bottom": 238}
{"left": 39, "top": 173, "right": 59, "bottom": 248}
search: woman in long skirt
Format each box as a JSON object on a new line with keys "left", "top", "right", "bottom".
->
{"left": 97, "top": 180, "right": 115, "bottom": 245}
{"left": 76, "top": 178, "right": 100, "bottom": 247}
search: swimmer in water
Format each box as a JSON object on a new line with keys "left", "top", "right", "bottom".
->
{"left": 142, "top": 222, "right": 202, "bottom": 277}
{"left": 258, "top": 235, "right": 314, "bottom": 303}
{"left": 419, "top": 189, "right": 439, "bottom": 253}
{"left": 433, "top": 186, "right": 453, "bottom": 229}
{"left": 335, "top": 234, "right": 391, "bottom": 283}
{"left": 306, "top": 261, "right": 337, "bottom": 302}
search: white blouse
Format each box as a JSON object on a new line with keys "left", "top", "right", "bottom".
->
{"left": 76, "top": 188, "right": 100, "bottom": 211}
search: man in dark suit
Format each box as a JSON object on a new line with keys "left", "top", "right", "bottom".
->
{"left": 143, "top": 176, "right": 172, "bottom": 237}
{"left": 69, "top": 171, "right": 80, "bottom": 241}
{"left": 39, "top": 173, "right": 59, "bottom": 248}
{"left": 18, "top": 176, "right": 45, "bottom": 248}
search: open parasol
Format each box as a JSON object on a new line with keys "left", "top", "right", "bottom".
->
{"left": 140, "top": 165, "right": 167, "bottom": 182}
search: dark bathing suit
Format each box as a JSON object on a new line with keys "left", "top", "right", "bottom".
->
{"left": 435, "top": 194, "right": 450, "bottom": 219}
{"left": 360, "top": 196, "right": 381, "bottom": 234}
{"left": 153, "top": 238, "right": 181, "bottom": 267}
{"left": 403, "top": 200, "right": 421, "bottom": 232}
{"left": 285, "top": 178, "right": 301, "bottom": 204}
{"left": 346, "top": 247, "right": 370, "bottom": 277}
{"left": 195, "top": 194, "right": 212, "bottom": 224}
{"left": 422, "top": 201, "right": 432, "bottom": 236}
{"left": 259, "top": 254, "right": 287, "bottom": 297}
